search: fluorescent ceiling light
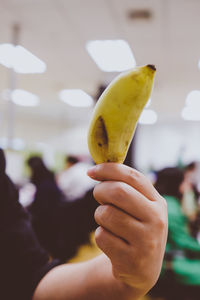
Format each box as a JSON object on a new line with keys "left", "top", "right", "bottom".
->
{"left": 0, "top": 44, "right": 14, "bottom": 68}
{"left": 0, "top": 43, "right": 46, "bottom": 73}
{"left": 86, "top": 39, "right": 136, "bottom": 72}
{"left": 59, "top": 89, "right": 94, "bottom": 107}
{"left": 185, "top": 90, "right": 200, "bottom": 108}
{"left": 139, "top": 109, "right": 157, "bottom": 125}
{"left": 181, "top": 106, "right": 200, "bottom": 121}
{"left": 11, "top": 89, "right": 40, "bottom": 107}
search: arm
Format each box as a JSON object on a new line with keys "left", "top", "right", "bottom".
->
{"left": 34, "top": 163, "right": 168, "bottom": 300}
{"left": 33, "top": 254, "right": 140, "bottom": 300}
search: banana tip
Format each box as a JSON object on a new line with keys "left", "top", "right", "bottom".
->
{"left": 147, "top": 64, "right": 156, "bottom": 71}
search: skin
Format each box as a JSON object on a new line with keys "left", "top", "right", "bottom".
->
{"left": 33, "top": 163, "right": 168, "bottom": 300}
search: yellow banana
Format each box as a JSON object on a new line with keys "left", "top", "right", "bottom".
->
{"left": 87, "top": 64, "right": 156, "bottom": 164}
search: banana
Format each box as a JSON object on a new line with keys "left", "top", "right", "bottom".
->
{"left": 87, "top": 64, "right": 156, "bottom": 164}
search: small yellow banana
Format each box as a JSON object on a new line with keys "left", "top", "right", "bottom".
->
{"left": 87, "top": 65, "right": 156, "bottom": 164}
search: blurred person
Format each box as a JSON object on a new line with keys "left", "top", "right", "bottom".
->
{"left": 0, "top": 148, "right": 168, "bottom": 300}
{"left": 182, "top": 162, "right": 199, "bottom": 222}
{"left": 181, "top": 162, "right": 200, "bottom": 239}
{"left": 150, "top": 167, "right": 200, "bottom": 300}
{"left": 57, "top": 154, "right": 96, "bottom": 201}
{"left": 0, "top": 149, "right": 61, "bottom": 300}
{"left": 27, "top": 155, "right": 98, "bottom": 262}
{"left": 184, "top": 162, "right": 198, "bottom": 185}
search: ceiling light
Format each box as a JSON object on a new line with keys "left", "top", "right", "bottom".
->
{"left": 59, "top": 89, "right": 94, "bottom": 107}
{"left": 11, "top": 89, "right": 40, "bottom": 107}
{"left": 86, "top": 39, "right": 136, "bottom": 72}
{"left": 139, "top": 109, "right": 157, "bottom": 124}
{"left": 14, "top": 46, "right": 46, "bottom": 73}
{"left": 185, "top": 90, "right": 200, "bottom": 108}
{"left": 0, "top": 43, "right": 46, "bottom": 73}
{"left": 181, "top": 106, "right": 200, "bottom": 121}
{"left": 0, "top": 44, "right": 14, "bottom": 68}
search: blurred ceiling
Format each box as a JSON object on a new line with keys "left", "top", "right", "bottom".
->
{"left": 0, "top": 0, "right": 200, "bottom": 151}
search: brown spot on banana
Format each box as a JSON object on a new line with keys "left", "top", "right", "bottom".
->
{"left": 94, "top": 116, "right": 109, "bottom": 149}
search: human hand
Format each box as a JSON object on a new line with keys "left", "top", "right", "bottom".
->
{"left": 88, "top": 163, "right": 168, "bottom": 292}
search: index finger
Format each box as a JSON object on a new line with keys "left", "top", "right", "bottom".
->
{"left": 87, "top": 163, "right": 160, "bottom": 202}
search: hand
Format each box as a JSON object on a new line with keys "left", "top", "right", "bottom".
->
{"left": 88, "top": 163, "right": 168, "bottom": 292}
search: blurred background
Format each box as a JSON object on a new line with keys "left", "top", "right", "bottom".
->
{"left": 1, "top": 0, "right": 200, "bottom": 179}
{"left": 1, "top": 1, "right": 200, "bottom": 299}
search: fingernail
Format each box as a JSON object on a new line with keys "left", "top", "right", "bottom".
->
{"left": 87, "top": 166, "right": 97, "bottom": 178}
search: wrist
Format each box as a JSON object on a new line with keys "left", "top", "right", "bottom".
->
{"left": 96, "top": 255, "right": 149, "bottom": 300}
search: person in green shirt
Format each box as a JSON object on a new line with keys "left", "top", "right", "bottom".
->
{"left": 150, "top": 167, "right": 200, "bottom": 300}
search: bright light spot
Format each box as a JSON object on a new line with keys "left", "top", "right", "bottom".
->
{"left": 0, "top": 43, "right": 46, "bottom": 73}
{"left": 14, "top": 46, "right": 46, "bottom": 73}
{"left": 59, "top": 89, "right": 94, "bottom": 107}
{"left": 181, "top": 106, "right": 200, "bottom": 121}
{"left": 139, "top": 109, "right": 157, "bottom": 125}
{"left": 0, "top": 44, "right": 14, "bottom": 68}
{"left": 11, "top": 89, "right": 40, "bottom": 107}
{"left": 86, "top": 39, "right": 136, "bottom": 72}
{"left": 145, "top": 98, "right": 151, "bottom": 108}
{"left": 12, "top": 138, "right": 26, "bottom": 151}
{"left": 0, "top": 137, "right": 25, "bottom": 150}
{"left": 185, "top": 90, "right": 200, "bottom": 108}
{"left": 19, "top": 183, "right": 36, "bottom": 207}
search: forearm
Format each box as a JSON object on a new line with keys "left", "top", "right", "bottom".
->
{"left": 33, "top": 254, "right": 146, "bottom": 300}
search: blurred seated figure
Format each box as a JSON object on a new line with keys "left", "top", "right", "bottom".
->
{"left": 0, "top": 149, "right": 61, "bottom": 300}
{"left": 57, "top": 154, "right": 96, "bottom": 201}
{"left": 27, "top": 156, "right": 98, "bottom": 262}
{"left": 149, "top": 167, "right": 200, "bottom": 300}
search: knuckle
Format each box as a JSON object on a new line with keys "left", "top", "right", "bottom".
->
{"left": 128, "top": 168, "right": 143, "bottom": 184}
{"left": 154, "top": 210, "right": 167, "bottom": 229}
{"left": 111, "top": 181, "right": 126, "bottom": 199}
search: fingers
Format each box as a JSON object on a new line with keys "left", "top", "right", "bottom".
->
{"left": 95, "top": 204, "right": 144, "bottom": 244}
{"left": 88, "top": 163, "right": 160, "bottom": 202}
{"left": 93, "top": 181, "right": 155, "bottom": 221}
{"left": 90, "top": 163, "right": 168, "bottom": 291}
{"left": 95, "top": 226, "right": 129, "bottom": 263}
